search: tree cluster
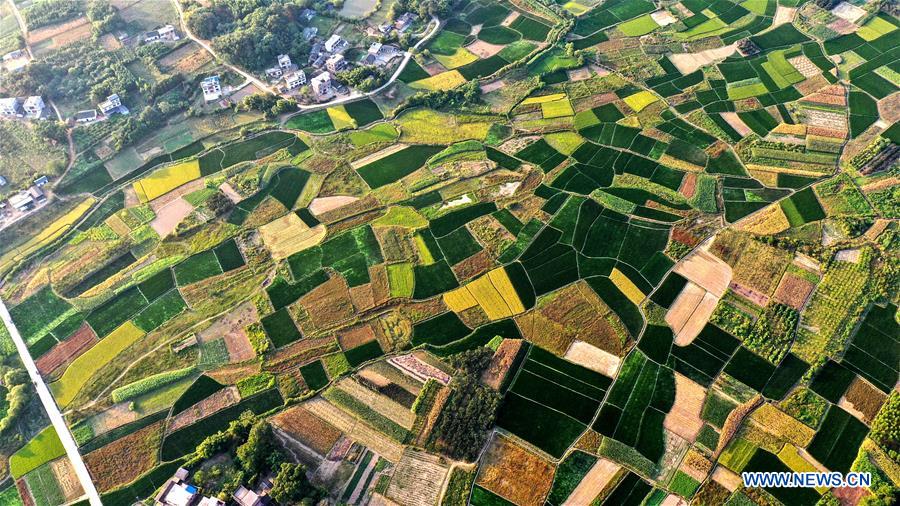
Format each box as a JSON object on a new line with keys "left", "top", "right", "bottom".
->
{"left": 23, "top": 0, "right": 84, "bottom": 30}
{"left": 403, "top": 80, "right": 480, "bottom": 112}
{"left": 0, "top": 366, "right": 32, "bottom": 435}
{"left": 86, "top": 0, "right": 124, "bottom": 35}
{"left": 191, "top": 411, "right": 321, "bottom": 500}
{"left": 186, "top": 0, "right": 317, "bottom": 72}
{"left": 237, "top": 93, "right": 296, "bottom": 119}
{"left": 390, "top": 0, "right": 452, "bottom": 19}
{"left": 337, "top": 66, "right": 389, "bottom": 92}
{"left": 429, "top": 347, "right": 500, "bottom": 461}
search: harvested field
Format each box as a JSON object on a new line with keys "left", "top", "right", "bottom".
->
{"left": 271, "top": 406, "right": 343, "bottom": 456}
{"left": 729, "top": 282, "right": 769, "bottom": 307}
{"left": 563, "top": 341, "right": 620, "bottom": 377}
{"left": 50, "top": 457, "right": 84, "bottom": 502}
{"left": 36, "top": 323, "right": 97, "bottom": 376}
{"left": 88, "top": 403, "right": 140, "bottom": 437}
{"left": 150, "top": 197, "right": 193, "bottom": 237}
{"left": 197, "top": 301, "right": 257, "bottom": 362}
{"left": 259, "top": 213, "right": 327, "bottom": 259}
{"left": 666, "top": 283, "right": 720, "bottom": 346}
{"left": 351, "top": 144, "right": 407, "bottom": 169}
{"left": 158, "top": 42, "right": 213, "bottom": 73}
{"left": 476, "top": 434, "right": 555, "bottom": 506}
{"left": 562, "top": 458, "right": 619, "bottom": 506}
{"left": 711, "top": 465, "right": 742, "bottom": 492}
{"left": 309, "top": 196, "right": 359, "bottom": 216}
{"left": 304, "top": 397, "right": 405, "bottom": 462}
{"left": 385, "top": 449, "right": 450, "bottom": 506}
{"left": 674, "top": 247, "right": 733, "bottom": 297}
{"left": 481, "top": 339, "right": 524, "bottom": 389}
{"left": 669, "top": 44, "right": 737, "bottom": 75}
{"left": 772, "top": 274, "right": 815, "bottom": 310}
{"left": 720, "top": 113, "right": 754, "bottom": 138}
{"left": 84, "top": 420, "right": 163, "bottom": 492}
{"left": 300, "top": 276, "right": 356, "bottom": 330}
{"left": 167, "top": 386, "right": 240, "bottom": 433}
{"left": 663, "top": 373, "right": 706, "bottom": 442}
{"left": 337, "top": 324, "right": 377, "bottom": 350}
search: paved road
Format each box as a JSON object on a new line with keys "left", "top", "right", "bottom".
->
{"left": 0, "top": 301, "right": 102, "bottom": 506}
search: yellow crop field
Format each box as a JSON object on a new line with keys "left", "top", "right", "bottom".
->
{"left": 372, "top": 206, "right": 428, "bottom": 229}
{"left": 749, "top": 403, "right": 815, "bottom": 447}
{"left": 521, "top": 93, "right": 567, "bottom": 105}
{"left": 433, "top": 48, "right": 479, "bottom": 69}
{"left": 0, "top": 198, "right": 96, "bottom": 275}
{"left": 735, "top": 204, "right": 790, "bottom": 235}
{"left": 444, "top": 268, "right": 524, "bottom": 319}
{"left": 623, "top": 91, "right": 658, "bottom": 112}
{"left": 777, "top": 445, "right": 828, "bottom": 493}
{"left": 544, "top": 132, "right": 584, "bottom": 155}
{"left": 133, "top": 159, "right": 201, "bottom": 202}
{"left": 468, "top": 274, "right": 512, "bottom": 320}
{"left": 858, "top": 16, "right": 897, "bottom": 41}
{"left": 397, "top": 109, "right": 494, "bottom": 144}
{"left": 51, "top": 321, "right": 145, "bottom": 408}
{"left": 610, "top": 268, "right": 645, "bottom": 305}
{"left": 259, "top": 213, "right": 326, "bottom": 259}
{"left": 413, "top": 234, "right": 435, "bottom": 265}
{"left": 541, "top": 98, "right": 575, "bottom": 119}
{"left": 409, "top": 70, "right": 467, "bottom": 91}
{"left": 327, "top": 106, "right": 356, "bottom": 130}
{"left": 443, "top": 286, "right": 478, "bottom": 312}
{"left": 488, "top": 268, "right": 525, "bottom": 313}
{"left": 772, "top": 123, "right": 807, "bottom": 136}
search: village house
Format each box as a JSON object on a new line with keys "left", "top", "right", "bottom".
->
{"left": 98, "top": 93, "right": 124, "bottom": 116}
{"left": 302, "top": 26, "right": 318, "bottom": 40}
{"left": 233, "top": 486, "right": 265, "bottom": 506}
{"left": 1, "top": 49, "right": 24, "bottom": 61}
{"left": 326, "top": 53, "right": 346, "bottom": 73}
{"left": 155, "top": 468, "right": 221, "bottom": 506}
{"left": 285, "top": 70, "right": 306, "bottom": 90}
{"left": 299, "top": 8, "right": 315, "bottom": 21}
{"left": 265, "top": 67, "right": 284, "bottom": 79}
{"left": 29, "top": 185, "right": 45, "bottom": 203}
{"left": 74, "top": 109, "right": 98, "bottom": 123}
{"left": 0, "top": 175, "right": 7, "bottom": 187}
{"left": 311, "top": 72, "right": 333, "bottom": 99}
{"left": 395, "top": 12, "right": 417, "bottom": 32}
{"left": 34, "top": 176, "right": 49, "bottom": 187}
{"left": 201, "top": 76, "right": 223, "bottom": 101}
{"left": 365, "top": 43, "right": 401, "bottom": 66}
{"left": 324, "top": 34, "right": 348, "bottom": 53}
{"left": 278, "top": 54, "right": 292, "bottom": 70}
{"left": 145, "top": 24, "right": 179, "bottom": 43}
{"left": 9, "top": 191, "right": 34, "bottom": 212}
{"left": 378, "top": 22, "right": 393, "bottom": 35}
{"left": 22, "top": 96, "right": 44, "bottom": 118}
{"left": 0, "top": 97, "right": 22, "bottom": 117}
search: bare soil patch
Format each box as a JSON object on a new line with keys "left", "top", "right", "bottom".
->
{"left": 309, "top": 195, "right": 359, "bottom": 215}
{"left": 158, "top": 42, "right": 213, "bottom": 74}
{"left": 301, "top": 276, "right": 356, "bottom": 330}
{"left": 674, "top": 247, "right": 733, "bottom": 297}
{"left": 467, "top": 40, "right": 505, "bottom": 58}
{"left": 728, "top": 281, "right": 769, "bottom": 307}
{"left": 720, "top": 112, "right": 753, "bottom": 138}
{"left": 669, "top": 44, "right": 737, "bottom": 75}
{"left": 197, "top": 301, "right": 258, "bottom": 362}
{"left": 773, "top": 274, "right": 815, "bottom": 310}
{"left": 84, "top": 420, "right": 164, "bottom": 492}
{"left": 28, "top": 17, "right": 90, "bottom": 45}
{"left": 50, "top": 457, "right": 85, "bottom": 501}
{"left": 385, "top": 449, "right": 450, "bottom": 506}
{"left": 337, "top": 323, "right": 377, "bottom": 350}
{"left": 150, "top": 197, "right": 193, "bottom": 237}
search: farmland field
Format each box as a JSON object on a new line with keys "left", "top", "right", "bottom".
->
{"left": 1, "top": 3, "right": 897, "bottom": 503}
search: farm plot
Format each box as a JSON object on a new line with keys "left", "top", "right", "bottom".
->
{"left": 9, "top": 427, "right": 66, "bottom": 478}
{"left": 476, "top": 434, "right": 555, "bottom": 506}
{"left": 132, "top": 160, "right": 201, "bottom": 203}
{"left": 51, "top": 322, "right": 146, "bottom": 408}
{"left": 173, "top": 250, "right": 223, "bottom": 286}
{"left": 497, "top": 346, "right": 612, "bottom": 458}
{"left": 779, "top": 187, "right": 826, "bottom": 227}
{"left": 355, "top": 144, "right": 445, "bottom": 188}
{"left": 442, "top": 267, "right": 526, "bottom": 320}
{"left": 271, "top": 406, "right": 343, "bottom": 457}
{"left": 593, "top": 350, "right": 675, "bottom": 463}
{"left": 83, "top": 420, "right": 164, "bottom": 492}
{"left": 261, "top": 308, "right": 302, "bottom": 348}
{"left": 258, "top": 213, "right": 327, "bottom": 260}
{"left": 839, "top": 303, "right": 899, "bottom": 393}
{"left": 670, "top": 323, "right": 740, "bottom": 386}
{"left": 806, "top": 405, "right": 869, "bottom": 473}
{"left": 9, "top": 286, "right": 75, "bottom": 344}
{"left": 385, "top": 449, "right": 450, "bottom": 506}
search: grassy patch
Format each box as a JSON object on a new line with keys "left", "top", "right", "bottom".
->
{"left": 9, "top": 426, "right": 66, "bottom": 478}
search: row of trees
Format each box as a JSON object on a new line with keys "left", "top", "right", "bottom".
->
{"left": 23, "top": 0, "right": 84, "bottom": 30}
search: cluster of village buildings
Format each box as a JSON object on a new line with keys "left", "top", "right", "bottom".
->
{"left": 155, "top": 468, "right": 271, "bottom": 506}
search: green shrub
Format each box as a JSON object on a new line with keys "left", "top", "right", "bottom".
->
{"left": 236, "top": 372, "right": 275, "bottom": 397}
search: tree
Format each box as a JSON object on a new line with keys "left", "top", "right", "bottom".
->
{"left": 269, "top": 463, "right": 318, "bottom": 504}
{"left": 236, "top": 420, "right": 279, "bottom": 474}
{"left": 205, "top": 191, "right": 234, "bottom": 217}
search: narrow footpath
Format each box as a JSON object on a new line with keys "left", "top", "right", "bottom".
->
{"left": 0, "top": 301, "right": 102, "bottom": 506}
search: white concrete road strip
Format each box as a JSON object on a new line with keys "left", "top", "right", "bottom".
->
{"left": 0, "top": 300, "right": 102, "bottom": 506}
